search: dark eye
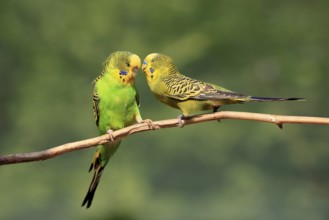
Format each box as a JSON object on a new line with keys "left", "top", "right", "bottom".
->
{"left": 126, "top": 63, "right": 130, "bottom": 67}
{"left": 151, "top": 59, "right": 155, "bottom": 63}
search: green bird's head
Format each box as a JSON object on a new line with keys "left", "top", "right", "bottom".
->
{"left": 103, "top": 51, "right": 141, "bottom": 85}
{"left": 142, "top": 53, "right": 178, "bottom": 83}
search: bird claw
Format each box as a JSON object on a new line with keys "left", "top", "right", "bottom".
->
{"left": 140, "top": 119, "right": 155, "bottom": 130}
{"left": 213, "top": 106, "right": 221, "bottom": 122}
{"left": 178, "top": 115, "right": 190, "bottom": 128}
{"left": 106, "top": 129, "right": 115, "bottom": 142}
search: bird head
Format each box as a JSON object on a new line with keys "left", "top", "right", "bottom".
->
{"left": 104, "top": 51, "right": 141, "bottom": 85}
{"left": 142, "top": 53, "right": 176, "bottom": 82}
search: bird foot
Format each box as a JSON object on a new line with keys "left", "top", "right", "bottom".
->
{"left": 213, "top": 106, "right": 221, "bottom": 122}
{"left": 213, "top": 106, "right": 220, "bottom": 113}
{"left": 178, "top": 115, "right": 191, "bottom": 128}
{"left": 140, "top": 119, "right": 155, "bottom": 130}
{"left": 106, "top": 129, "right": 115, "bottom": 142}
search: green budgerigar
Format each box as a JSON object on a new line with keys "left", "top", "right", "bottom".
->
{"left": 82, "top": 51, "right": 143, "bottom": 208}
{"left": 142, "top": 53, "right": 304, "bottom": 124}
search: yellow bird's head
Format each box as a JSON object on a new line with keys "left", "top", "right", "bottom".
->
{"left": 104, "top": 51, "right": 141, "bottom": 85}
{"left": 142, "top": 53, "right": 177, "bottom": 83}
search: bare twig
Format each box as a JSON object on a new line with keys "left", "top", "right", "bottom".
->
{"left": 1, "top": 111, "right": 328, "bottom": 166}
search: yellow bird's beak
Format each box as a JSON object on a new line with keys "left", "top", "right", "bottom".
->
{"left": 129, "top": 54, "right": 141, "bottom": 78}
{"left": 132, "top": 66, "right": 139, "bottom": 77}
{"left": 142, "top": 60, "right": 147, "bottom": 71}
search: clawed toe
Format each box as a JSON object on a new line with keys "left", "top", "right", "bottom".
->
{"left": 213, "top": 106, "right": 220, "bottom": 113}
{"left": 213, "top": 106, "right": 221, "bottom": 122}
{"left": 106, "top": 129, "right": 115, "bottom": 142}
{"left": 178, "top": 115, "right": 191, "bottom": 128}
{"left": 178, "top": 115, "right": 184, "bottom": 127}
{"left": 141, "top": 119, "right": 155, "bottom": 130}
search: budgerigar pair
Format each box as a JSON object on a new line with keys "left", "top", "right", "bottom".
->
{"left": 82, "top": 51, "right": 303, "bottom": 208}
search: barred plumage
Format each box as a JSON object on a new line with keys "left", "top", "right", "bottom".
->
{"left": 92, "top": 87, "right": 100, "bottom": 126}
{"left": 162, "top": 74, "right": 205, "bottom": 100}
{"left": 142, "top": 53, "right": 304, "bottom": 118}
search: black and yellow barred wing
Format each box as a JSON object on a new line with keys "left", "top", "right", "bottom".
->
{"left": 162, "top": 74, "right": 248, "bottom": 102}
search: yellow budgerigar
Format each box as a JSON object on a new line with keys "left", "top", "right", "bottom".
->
{"left": 142, "top": 53, "right": 303, "bottom": 125}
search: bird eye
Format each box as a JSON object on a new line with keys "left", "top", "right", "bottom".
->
{"left": 151, "top": 59, "right": 155, "bottom": 63}
{"left": 126, "top": 63, "right": 130, "bottom": 67}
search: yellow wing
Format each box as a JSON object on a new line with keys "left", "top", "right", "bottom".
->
{"left": 163, "top": 74, "right": 248, "bottom": 101}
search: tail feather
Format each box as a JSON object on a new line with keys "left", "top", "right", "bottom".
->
{"left": 249, "top": 96, "right": 305, "bottom": 102}
{"left": 82, "top": 142, "right": 121, "bottom": 208}
{"left": 82, "top": 151, "right": 104, "bottom": 209}
{"left": 82, "top": 166, "right": 104, "bottom": 208}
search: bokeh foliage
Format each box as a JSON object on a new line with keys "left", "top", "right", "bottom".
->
{"left": 1, "top": 0, "right": 328, "bottom": 219}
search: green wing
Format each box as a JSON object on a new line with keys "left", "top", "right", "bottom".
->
{"left": 134, "top": 85, "right": 140, "bottom": 107}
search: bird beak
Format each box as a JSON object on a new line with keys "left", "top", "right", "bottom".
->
{"left": 142, "top": 60, "right": 147, "bottom": 71}
{"left": 132, "top": 66, "right": 139, "bottom": 77}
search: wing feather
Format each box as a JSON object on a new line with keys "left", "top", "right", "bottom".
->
{"left": 163, "top": 74, "right": 247, "bottom": 101}
{"left": 92, "top": 87, "right": 100, "bottom": 126}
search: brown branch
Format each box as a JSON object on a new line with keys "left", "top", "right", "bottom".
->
{"left": 1, "top": 111, "right": 328, "bottom": 166}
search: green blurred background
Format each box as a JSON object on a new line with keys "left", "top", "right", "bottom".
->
{"left": 1, "top": 0, "right": 328, "bottom": 219}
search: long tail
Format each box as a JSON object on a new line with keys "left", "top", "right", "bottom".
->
{"left": 82, "top": 150, "right": 105, "bottom": 208}
{"left": 82, "top": 141, "right": 121, "bottom": 208}
{"left": 248, "top": 96, "right": 305, "bottom": 102}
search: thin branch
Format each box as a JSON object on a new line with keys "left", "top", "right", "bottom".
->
{"left": 1, "top": 111, "right": 328, "bottom": 166}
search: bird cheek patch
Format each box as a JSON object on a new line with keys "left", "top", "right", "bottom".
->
{"left": 118, "top": 70, "right": 128, "bottom": 83}
{"left": 119, "top": 70, "right": 129, "bottom": 82}
{"left": 148, "top": 67, "right": 155, "bottom": 79}
{"left": 119, "top": 70, "right": 128, "bottom": 75}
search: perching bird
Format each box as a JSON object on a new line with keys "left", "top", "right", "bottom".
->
{"left": 82, "top": 51, "right": 144, "bottom": 208}
{"left": 142, "top": 53, "right": 304, "bottom": 125}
